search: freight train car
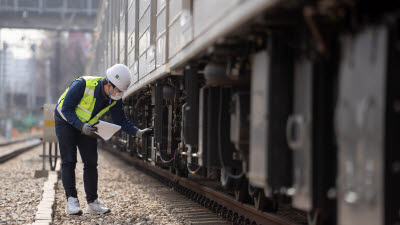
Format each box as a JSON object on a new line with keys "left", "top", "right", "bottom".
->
{"left": 87, "top": 0, "right": 400, "bottom": 224}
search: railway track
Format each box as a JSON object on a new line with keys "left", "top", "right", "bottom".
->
{"left": 103, "top": 146, "right": 302, "bottom": 225}
{"left": 0, "top": 137, "right": 42, "bottom": 164}
{"left": 0, "top": 136, "right": 39, "bottom": 147}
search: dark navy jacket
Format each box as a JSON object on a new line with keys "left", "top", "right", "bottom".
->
{"left": 54, "top": 78, "right": 138, "bottom": 136}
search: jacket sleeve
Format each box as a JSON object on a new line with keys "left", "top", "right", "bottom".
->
{"left": 109, "top": 100, "right": 139, "bottom": 136}
{"left": 60, "top": 79, "right": 85, "bottom": 130}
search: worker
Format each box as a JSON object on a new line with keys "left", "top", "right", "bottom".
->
{"left": 54, "top": 64, "right": 151, "bottom": 215}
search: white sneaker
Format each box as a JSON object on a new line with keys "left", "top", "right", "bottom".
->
{"left": 85, "top": 199, "right": 110, "bottom": 215}
{"left": 66, "top": 197, "right": 82, "bottom": 215}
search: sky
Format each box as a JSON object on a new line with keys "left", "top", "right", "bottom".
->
{"left": 0, "top": 28, "right": 45, "bottom": 59}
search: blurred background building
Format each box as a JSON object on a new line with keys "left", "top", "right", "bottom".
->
{"left": 0, "top": 0, "right": 99, "bottom": 138}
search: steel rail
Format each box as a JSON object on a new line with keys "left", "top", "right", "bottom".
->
{"left": 0, "top": 139, "right": 42, "bottom": 163}
{"left": 103, "top": 146, "right": 297, "bottom": 225}
{"left": 0, "top": 135, "right": 42, "bottom": 147}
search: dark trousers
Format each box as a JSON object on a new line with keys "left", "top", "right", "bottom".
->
{"left": 55, "top": 115, "right": 98, "bottom": 203}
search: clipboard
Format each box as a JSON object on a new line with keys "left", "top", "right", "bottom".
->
{"left": 89, "top": 120, "right": 121, "bottom": 141}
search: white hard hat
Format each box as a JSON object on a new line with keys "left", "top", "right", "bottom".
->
{"left": 105, "top": 64, "right": 131, "bottom": 91}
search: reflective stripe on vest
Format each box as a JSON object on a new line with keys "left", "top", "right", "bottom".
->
{"left": 57, "top": 76, "right": 116, "bottom": 124}
{"left": 84, "top": 88, "right": 95, "bottom": 96}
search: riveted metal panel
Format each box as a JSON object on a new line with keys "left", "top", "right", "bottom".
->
{"left": 168, "top": 18, "right": 182, "bottom": 58}
{"left": 168, "top": 0, "right": 192, "bottom": 59}
{"left": 113, "top": 0, "right": 120, "bottom": 64}
{"left": 155, "top": 0, "right": 167, "bottom": 68}
{"left": 156, "top": 34, "right": 167, "bottom": 67}
{"left": 139, "top": 6, "right": 151, "bottom": 38}
{"left": 168, "top": 0, "right": 182, "bottom": 23}
{"left": 157, "top": 0, "right": 166, "bottom": 14}
{"left": 138, "top": 54, "right": 147, "bottom": 79}
{"left": 156, "top": 7, "right": 167, "bottom": 37}
{"left": 120, "top": 0, "right": 128, "bottom": 65}
{"left": 120, "top": 47, "right": 126, "bottom": 64}
{"left": 130, "top": 60, "right": 139, "bottom": 84}
{"left": 120, "top": 17, "right": 126, "bottom": 50}
{"left": 128, "top": 48, "right": 136, "bottom": 68}
{"left": 147, "top": 45, "right": 156, "bottom": 73}
{"left": 127, "top": 0, "right": 136, "bottom": 37}
{"left": 139, "top": 0, "right": 150, "bottom": 18}
{"left": 127, "top": 0, "right": 136, "bottom": 55}
{"left": 138, "top": 0, "right": 156, "bottom": 80}
{"left": 120, "top": 0, "right": 126, "bottom": 16}
{"left": 139, "top": 29, "right": 150, "bottom": 56}
{"left": 193, "top": 0, "right": 240, "bottom": 37}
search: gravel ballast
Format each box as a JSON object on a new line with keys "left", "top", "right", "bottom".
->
{"left": 0, "top": 145, "right": 46, "bottom": 224}
{"left": 53, "top": 149, "right": 192, "bottom": 225}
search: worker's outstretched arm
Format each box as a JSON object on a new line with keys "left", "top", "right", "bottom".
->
{"left": 109, "top": 100, "right": 139, "bottom": 136}
{"left": 60, "top": 79, "right": 85, "bottom": 130}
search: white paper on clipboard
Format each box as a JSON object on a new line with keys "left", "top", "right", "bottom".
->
{"left": 93, "top": 120, "right": 121, "bottom": 141}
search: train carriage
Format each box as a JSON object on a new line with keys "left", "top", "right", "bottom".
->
{"left": 87, "top": 1, "right": 400, "bottom": 224}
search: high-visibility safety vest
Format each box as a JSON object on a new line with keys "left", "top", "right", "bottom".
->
{"left": 57, "top": 76, "right": 116, "bottom": 124}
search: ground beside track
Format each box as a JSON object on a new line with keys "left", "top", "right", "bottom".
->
{"left": 0, "top": 145, "right": 46, "bottom": 224}
{"left": 53, "top": 148, "right": 229, "bottom": 225}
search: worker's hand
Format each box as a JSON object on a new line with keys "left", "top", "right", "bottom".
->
{"left": 135, "top": 128, "right": 152, "bottom": 138}
{"left": 81, "top": 123, "right": 98, "bottom": 136}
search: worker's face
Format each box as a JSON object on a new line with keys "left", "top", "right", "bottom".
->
{"left": 104, "top": 83, "right": 124, "bottom": 101}
{"left": 105, "top": 83, "right": 122, "bottom": 96}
